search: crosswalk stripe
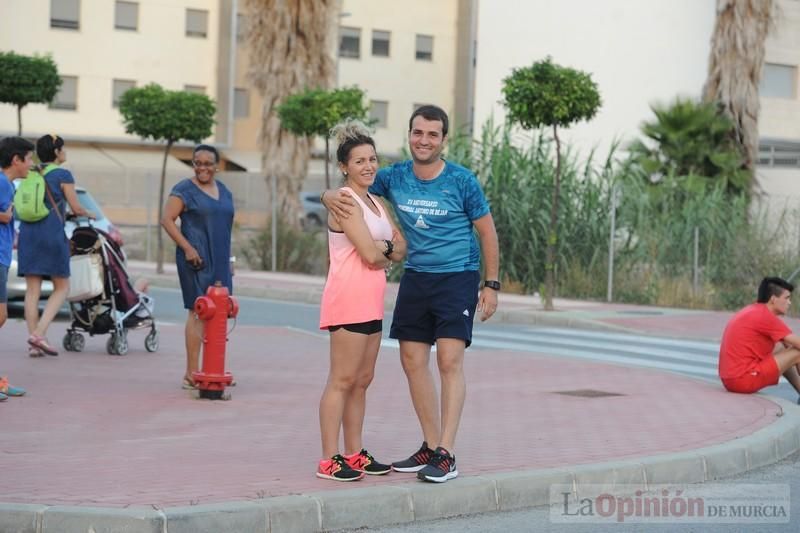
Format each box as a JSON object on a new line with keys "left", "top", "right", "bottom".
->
{"left": 473, "top": 329, "right": 717, "bottom": 365}
{"left": 530, "top": 327, "right": 719, "bottom": 353}
{"left": 468, "top": 336, "right": 717, "bottom": 378}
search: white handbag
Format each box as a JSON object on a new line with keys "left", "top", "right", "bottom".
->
{"left": 68, "top": 253, "right": 105, "bottom": 302}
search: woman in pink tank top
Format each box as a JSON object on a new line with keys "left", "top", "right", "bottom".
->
{"left": 316, "top": 121, "right": 406, "bottom": 481}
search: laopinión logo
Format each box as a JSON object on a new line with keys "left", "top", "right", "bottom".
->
{"left": 549, "top": 484, "right": 790, "bottom": 524}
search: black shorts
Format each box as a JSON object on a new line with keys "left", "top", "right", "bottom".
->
{"left": 390, "top": 270, "right": 480, "bottom": 348}
{"left": 328, "top": 319, "right": 383, "bottom": 335}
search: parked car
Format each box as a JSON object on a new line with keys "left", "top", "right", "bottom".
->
{"left": 300, "top": 191, "right": 327, "bottom": 230}
{"left": 7, "top": 186, "right": 124, "bottom": 301}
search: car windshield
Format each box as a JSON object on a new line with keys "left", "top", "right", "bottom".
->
{"left": 71, "top": 190, "right": 106, "bottom": 221}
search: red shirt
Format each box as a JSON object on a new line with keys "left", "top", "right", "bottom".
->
{"left": 718, "top": 303, "right": 791, "bottom": 379}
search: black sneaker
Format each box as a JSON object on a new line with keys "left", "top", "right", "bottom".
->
{"left": 316, "top": 454, "right": 365, "bottom": 481}
{"left": 345, "top": 449, "right": 391, "bottom": 475}
{"left": 417, "top": 447, "right": 458, "bottom": 483}
{"left": 391, "top": 441, "right": 435, "bottom": 472}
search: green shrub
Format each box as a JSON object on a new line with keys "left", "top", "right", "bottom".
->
{"left": 241, "top": 221, "right": 327, "bottom": 275}
{"left": 447, "top": 121, "right": 614, "bottom": 294}
{"left": 446, "top": 117, "right": 800, "bottom": 311}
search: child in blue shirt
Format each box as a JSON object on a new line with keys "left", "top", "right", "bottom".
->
{"left": 0, "top": 136, "right": 35, "bottom": 400}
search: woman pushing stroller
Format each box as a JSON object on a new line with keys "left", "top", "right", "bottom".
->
{"left": 18, "top": 134, "right": 93, "bottom": 357}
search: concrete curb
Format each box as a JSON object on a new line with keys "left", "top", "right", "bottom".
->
{"left": 3, "top": 398, "right": 798, "bottom": 533}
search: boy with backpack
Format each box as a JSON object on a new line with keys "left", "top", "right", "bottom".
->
{"left": 0, "top": 136, "right": 34, "bottom": 401}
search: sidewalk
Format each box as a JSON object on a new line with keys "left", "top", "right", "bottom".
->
{"left": 1, "top": 262, "right": 799, "bottom": 532}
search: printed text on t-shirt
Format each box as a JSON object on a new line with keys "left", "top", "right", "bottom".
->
{"left": 398, "top": 198, "right": 449, "bottom": 216}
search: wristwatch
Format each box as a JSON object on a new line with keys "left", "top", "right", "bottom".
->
{"left": 483, "top": 280, "right": 501, "bottom": 291}
{"left": 383, "top": 239, "right": 394, "bottom": 258}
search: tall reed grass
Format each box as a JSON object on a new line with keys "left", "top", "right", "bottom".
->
{"left": 447, "top": 120, "right": 800, "bottom": 310}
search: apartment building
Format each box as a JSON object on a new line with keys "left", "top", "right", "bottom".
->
{"left": 0, "top": 0, "right": 472, "bottom": 160}
{"left": 231, "top": 0, "right": 474, "bottom": 168}
{"left": 0, "top": 0, "right": 474, "bottom": 227}
{"left": 757, "top": 0, "right": 800, "bottom": 206}
{"left": 0, "top": 0, "right": 232, "bottom": 147}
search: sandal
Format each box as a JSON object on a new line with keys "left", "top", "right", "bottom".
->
{"left": 0, "top": 377, "right": 26, "bottom": 397}
{"left": 28, "top": 346, "right": 44, "bottom": 358}
{"left": 181, "top": 378, "right": 197, "bottom": 390}
{"left": 28, "top": 334, "right": 58, "bottom": 356}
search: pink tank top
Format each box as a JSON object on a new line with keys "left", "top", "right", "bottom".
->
{"left": 319, "top": 188, "right": 393, "bottom": 329}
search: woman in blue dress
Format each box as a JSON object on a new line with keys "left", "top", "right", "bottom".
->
{"left": 20, "top": 135, "right": 93, "bottom": 357}
{"left": 161, "top": 145, "right": 234, "bottom": 389}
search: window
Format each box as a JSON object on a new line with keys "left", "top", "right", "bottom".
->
{"left": 759, "top": 140, "right": 800, "bottom": 168}
{"left": 184, "top": 85, "right": 206, "bottom": 94}
{"left": 369, "top": 100, "right": 388, "bottom": 128}
{"left": 51, "top": 76, "right": 78, "bottom": 110}
{"left": 186, "top": 9, "right": 208, "bottom": 38}
{"left": 234, "top": 88, "right": 249, "bottom": 118}
{"left": 339, "top": 27, "right": 361, "bottom": 59}
{"left": 112, "top": 79, "right": 136, "bottom": 107}
{"left": 51, "top": 0, "right": 80, "bottom": 30}
{"left": 760, "top": 63, "right": 797, "bottom": 99}
{"left": 416, "top": 34, "right": 433, "bottom": 61}
{"left": 236, "top": 13, "right": 247, "bottom": 42}
{"left": 372, "top": 30, "right": 390, "bottom": 57}
{"left": 115, "top": 1, "right": 138, "bottom": 30}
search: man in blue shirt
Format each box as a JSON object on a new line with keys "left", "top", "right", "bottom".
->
{"left": 0, "top": 136, "right": 35, "bottom": 401}
{"left": 323, "top": 105, "right": 500, "bottom": 482}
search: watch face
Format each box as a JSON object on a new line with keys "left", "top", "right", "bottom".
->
{"left": 484, "top": 280, "right": 501, "bottom": 290}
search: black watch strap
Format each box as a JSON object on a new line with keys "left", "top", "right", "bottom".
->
{"left": 483, "top": 280, "right": 501, "bottom": 291}
{"left": 383, "top": 239, "right": 394, "bottom": 258}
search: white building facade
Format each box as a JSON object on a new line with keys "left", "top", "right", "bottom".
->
{"left": 472, "top": 0, "right": 800, "bottom": 187}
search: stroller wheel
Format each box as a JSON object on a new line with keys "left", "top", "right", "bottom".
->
{"left": 63, "top": 333, "right": 74, "bottom": 352}
{"left": 144, "top": 330, "right": 159, "bottom": 352}
{"left": 67, "top": 333, "right": 85, "bottom": 352}
{"left": 107, "top": 332, "right": 129, "bottom": 356}
{"left": 106, "top": 336, "right": 116, "bottom": 355}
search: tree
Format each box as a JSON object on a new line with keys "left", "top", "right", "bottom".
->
{"left": 702, "top": 0, "right": 776, "bottom": 189}
{"left": 244, "top": 0, "right": 339, "bottom": 229}
{"left": 118, "top": 83, "right": 215, "bottom": 273}
{"left": 501, "top": 57, "right": 601, "bottom": 310}
{"left": 0, "top": 52, "right": 61, "bottom": 135}
{"left": 276, "top": 86, "right": 370, "bottom": 189}
{"left": 628, "top": 98, "right": 749, "bottom": 198}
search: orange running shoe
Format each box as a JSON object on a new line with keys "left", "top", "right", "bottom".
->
{"left": 316, "top": 454, "right": 364, "bottom": 481}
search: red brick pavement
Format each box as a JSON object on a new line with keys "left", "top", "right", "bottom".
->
{"left": 0, "top": 319, "right": 781, "bottom": 508}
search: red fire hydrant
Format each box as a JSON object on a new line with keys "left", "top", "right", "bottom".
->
{"left": 192, "top": 282, "right": 238, "bottom": 400}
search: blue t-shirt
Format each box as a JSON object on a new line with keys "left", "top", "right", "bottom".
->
{"left": 0, "top": 171, "right": 15, "bottom": 267}
{"left": 370, "top": 160, "right": 489, "bottom": 273}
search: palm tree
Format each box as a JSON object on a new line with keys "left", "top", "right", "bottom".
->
{"left": 244, "top": 0, "right": 340, "bottom": 228}
{"left": 702, "top": 0, "right": 776, "bottom": 190}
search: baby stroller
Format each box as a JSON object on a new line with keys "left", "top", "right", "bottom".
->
{"left": 63, "top": 224, "right": 159, "bottom": 355}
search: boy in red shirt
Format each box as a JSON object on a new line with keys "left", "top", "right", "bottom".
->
{"left": 719, "top": 277, "right": 800, "bottom": 402}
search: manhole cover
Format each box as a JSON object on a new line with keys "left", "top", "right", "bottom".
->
{"left": 553, "top": 389, "right": 624, "bottom": 398}
{"left": 616, "top": 310, "right": 664, "bottom": 316}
